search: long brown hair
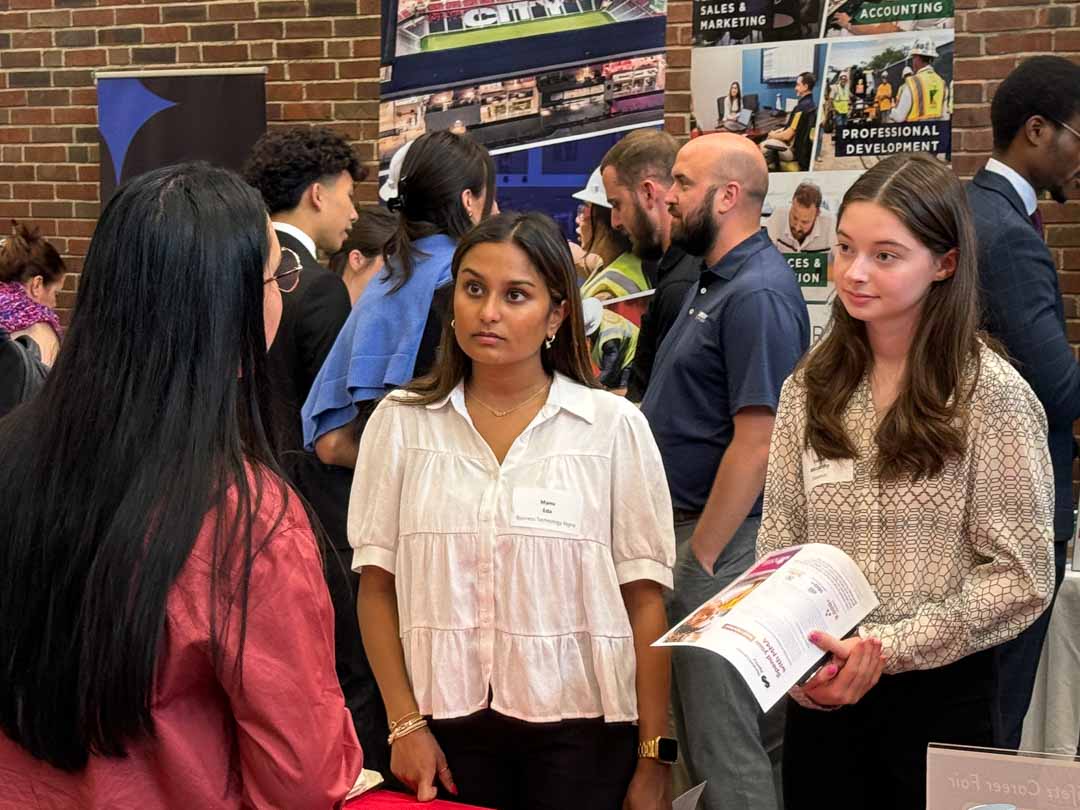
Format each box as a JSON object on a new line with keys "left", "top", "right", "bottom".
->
{"left": 403, "top": 211, "right": 599, "bottom": 405}
{"left": 803, "top": 153, "right": 982, "bottom": 481}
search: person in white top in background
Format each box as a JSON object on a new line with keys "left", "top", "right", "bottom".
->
{"left": 352, "top": 212, "right": 677, "bottom": 810}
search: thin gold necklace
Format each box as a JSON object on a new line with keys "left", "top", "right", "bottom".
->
{"left": 466, "top": 379, "right": 551, "bottom": 418}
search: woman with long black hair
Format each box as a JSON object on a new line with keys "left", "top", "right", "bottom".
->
{"left": 0, "top": 163, "right": 362, "bottom": 807}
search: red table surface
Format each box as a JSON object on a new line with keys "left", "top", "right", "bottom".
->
{"left": 345, "top": 789, "right": 491, "bottom": 809}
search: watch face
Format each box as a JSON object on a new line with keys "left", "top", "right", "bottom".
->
{"left": 657, "top": 737, "right": 679, "bottom": 763}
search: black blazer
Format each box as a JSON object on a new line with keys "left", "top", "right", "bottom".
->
{"left": 967, "top": 168, "right": 1080, "bottom": 542}
{"left": 266, "top": 228, "right": 352, "bottom": 456}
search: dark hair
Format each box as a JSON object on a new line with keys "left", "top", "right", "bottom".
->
{"left": 584, "top": 203, "right": 632, "bottom": 260}
{"left": 792, "top": 182, "right": 822, "bottom": 209}
{"left": 403, "top": 211, "right": 599, "bottom": 404}
{"left": 0, "top": 162, "right": 286, "bottom": 770}
{"left": 383, "top": 131, "right": 496, "bottom": 292}
{"left": 243, "top": 126, "right": 365, "bottom": 214}
{"left": 329, "top": 205, "right": 399, "bottom": 276}
{"left": 600, "top": 128, "right": 679, "bottom": 190}
{"left": 802, "top": 153, "right": 982, "bottom": 481}
{"left": 991, "top": 56, "right": 1080, "bottom": 150}
{"left": 798, "top": 72, "right": 816, "bottom": 92}
{"left": 0, "top": 221, "right": 66, "bottom": 285}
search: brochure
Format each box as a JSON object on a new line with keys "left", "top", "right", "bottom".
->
{"left": 655, "top": 544, "right": 879, "bottom": 711}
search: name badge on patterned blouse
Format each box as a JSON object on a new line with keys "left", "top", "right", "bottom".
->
{"left": 802, "top": 448, "right": 854, "bottom": 494}
{"left": 511, "top": 488, "right": 583, "bottom": 535}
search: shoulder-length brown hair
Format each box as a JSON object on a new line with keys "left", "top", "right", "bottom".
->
{"left": 402, "top": 211, "right": 600, "bottom": 405}
{"left": 803, "top": 152, "right": 982, "bottom": 481}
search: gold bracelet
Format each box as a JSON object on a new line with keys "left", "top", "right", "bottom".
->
{"left": 387, "top": 717, "right": 428, "bottom": 746}
{"left": 388, "top": 711, "right": 422, "bottom": 731}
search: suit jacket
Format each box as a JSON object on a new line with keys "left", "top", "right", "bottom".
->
{"left": 967, "top": 168, "right": 1080, "bottom": 542}
{"left": 266, "top": 229, "right": 352, "bottom": 456}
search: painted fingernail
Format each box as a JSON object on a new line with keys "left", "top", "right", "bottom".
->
{"left": 825, "top": 664, "right": 838, "bottom": 677}
{"left": 809, "top": 631, "right": 820, "bottom": 643}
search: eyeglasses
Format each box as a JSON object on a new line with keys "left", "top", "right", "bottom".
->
{"left": 265, "top": 246, "right": 303, "bottom": 294}
{"left": 1049, "top": 116, "right": 1080, "bottom": 143}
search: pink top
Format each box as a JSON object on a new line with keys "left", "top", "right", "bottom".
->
{"left": 0, "top": 474, "right": 363, "bottom": 809}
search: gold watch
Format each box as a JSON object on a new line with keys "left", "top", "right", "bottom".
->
{"left": 638, "top": 736, "right": 678, "bottom": 765}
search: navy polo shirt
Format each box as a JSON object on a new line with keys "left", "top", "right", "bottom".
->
{"left": 640, "top": 229, "right": 810, "bottom": 514}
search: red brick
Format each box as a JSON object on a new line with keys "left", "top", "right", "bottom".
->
{"left": 143, "top": 26, "right": 190, "bottom": 44}
{"left": 0, "top": 91, "right": 29, "bottom": 107}
{"left": 287, "top": 62, "right": 335, "bottom": 81}
{"left": 12, "top": 31, "right": 52, "bottom": 48}
{"left": 0, "top": 203, "right": 32, "bottom": 219}
{"left": 11, "top": 0, "right": 54, "bottom": 10}
{"left": 13, "top": 183, "right": 55, "bottom": 200}
{"left": 333, "top": 17, "right": 379, "bottom": 36}
{"left": 54, "top": 107, "right": 96, "bottom": 125}
{"left": 56, "top": 217, "right": 96, "bottom": 236}
{"left": 965, "top": 8, "right": 1037, "bottom": 32}
{"left": 951, "top": 82, "right": 983, "bottom": 104}
{"left": 70, "top": 88, "right": 96, "bottom": 106}
{"left": 0, "top": 128, "right": 32, "bottom": 144}
{"left": 327, "top": 41, "right": 350, "bottom": 58}
{"left": 24, "top": 145, "right": 66, "bottom": 161}
{"left": 209, "top": 2, "right": 257, "bottom": 20}
{"left": 285, "top": 19, "right": 333, "bottom": 37}
{"left": 339, "top": 60, "right": 377, "bottom": 79}
{"left": 30, "top": 126, "right": 74, "bottom": 143}
{"left": 76, "top": 165, "right": 99, "bottom": 183}
{"left": 12, "top": 108, "right": 52, "bottom": 125}
{"left": 36, "top": 165, "right": 78, "bottom": 182}
{"left": 351, "top": 38, "right": 380, "bottom": 57}
{"left": 1057, "top": 30, "right": 1080, "bottom": 52}
{"left": 306, "top": 81, "right": 354, "bottom": 100}
{"left": 0, "top": 12, "right": 30, "bottom": 29}
{"left": 201, "top": 44, "right": 249, "bottom": 61}
{"left": 30, "top": 201, "right": 74, "bottom": 217}
{"left": 54, "top": 183, "right": 97, "bottom": 201}
{"left": 268, "top": 83, "right": 304, "bottom": 102}
{"left": 2, "top": 51, "right": 44, "bottom": 69}
{"left": 108, "top": 49, "right": 133, "bottom": 66}
{"left": 71, "top": 7, "right": 114, "bottom": 25}
{"left": 64, "top": 49, "right": 108, "bottom": 67}
{"left": 277, "top": 40, "right": 324, "bottom": 58}
{"left": 985, "top": 32, "right": 1053, "bottom": 55}
{"left": 250, "top": 42, "right": 274, "bottom": 59}
{"left": 1049, "top": 226, "right": 1080, "bottom": 248}
{"left": 0, "top": 165, "right": 34, "bottom": 181}
{"left": 953, "top": 57, "right": 1016, "bottom": 80}
{"left": 115, "top": 6, "right": 160, "bottom": 24}
{"left": 258, "top": 1, "right": 306, "bottom": 17}
{"left": 28, "top": 10, "right": 70, "bottom": 28}
{"left": 282, "top": 102, "right": 332, "bottom": 120}
{"left": 178, "top": 45, "right": 201, "bottom": 61}
{"left": 238, "top": 21, "right": 284, "bottom": 39}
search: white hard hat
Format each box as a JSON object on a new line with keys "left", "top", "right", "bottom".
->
{"left": 908, "top": 38, "right": 938, "bottom": 58}
{"left": 582, "top": 297, "right": 603, "bottom": 337}
{"left": 572, "top": 168, "right": 611, "bottom": 208}
{"left": 379, "top": 139, "right": 414, "bottom": 202}
{"left": 902, "top": 65, "right": 914, "bottom": 77}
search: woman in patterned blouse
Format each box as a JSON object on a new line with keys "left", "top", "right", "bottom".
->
{"left": 757, "top": 153, "right": 1054, "bottom": 810}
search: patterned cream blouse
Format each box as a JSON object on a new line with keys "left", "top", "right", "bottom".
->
{"left": 757, "top": 344, "right": 1055, "bottom": 675}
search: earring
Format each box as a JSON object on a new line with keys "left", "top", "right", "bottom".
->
{"left": 451, "top": 319, "right": 456, "bottom": 328}
{"left": 544, "top": 334, "right": 555, "bottom": 350}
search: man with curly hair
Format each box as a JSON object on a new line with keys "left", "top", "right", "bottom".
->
{"left": 243, "top": 127, "right": 386, "bottom": 769}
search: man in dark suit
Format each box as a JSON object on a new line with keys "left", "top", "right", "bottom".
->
{"left": 243, "top": 128, "right": 391, "bottom": 770}
{"left": 966, "top": 55, "right": 1080, "bottom": 750}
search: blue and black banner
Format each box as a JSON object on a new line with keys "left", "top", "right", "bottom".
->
{"left": 96, "top": 68, "right": 266, "bottom": 203}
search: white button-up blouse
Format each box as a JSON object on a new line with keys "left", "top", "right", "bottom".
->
{"left": 349, "top": 373, "right": 675, "bottom": 724}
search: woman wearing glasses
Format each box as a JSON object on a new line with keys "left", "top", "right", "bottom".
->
{"left": 0, "top": 162, "right": 363, "bottom": 807}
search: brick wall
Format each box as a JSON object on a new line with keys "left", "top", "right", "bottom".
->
{"left": 0, "top": 0, "right": 382, "bottom": 318}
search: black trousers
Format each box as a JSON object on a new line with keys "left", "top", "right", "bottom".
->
{"left": 992, "top": 540, "right": 1068, "bottom": 749}
{"left": 287, "top": 453, "right": 391, "bottom": 774}
{"left": 429, "top": 710, "right": 638, "bottom": 810}
{"left": 783, "top": 649, "right": 995, "bottom": 810}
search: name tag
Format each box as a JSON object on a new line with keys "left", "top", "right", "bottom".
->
{"left": 802, "top": 448, "right": 854, "bottom": 494}
{"left": 511, "top": 488, "right": 582, "bottom": 535}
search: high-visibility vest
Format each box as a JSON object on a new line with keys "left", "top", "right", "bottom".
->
{"left": 832, "top": 84, "right": 850, "bottom": 114}
{"left": 590, "top": 308, "right": 638, "bottom": 382}
{"left": 875, "top": 82, "right": 893, "bottom": 112}
{"left": 904, "top": 68, "right": 946, "bottom": 121}
{"left": 580, "top": 252, "right": 648, "bottom": 300}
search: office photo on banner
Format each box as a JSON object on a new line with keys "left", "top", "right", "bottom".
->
{"left": 96, "top": 68, "right": 267, "bottom": 203}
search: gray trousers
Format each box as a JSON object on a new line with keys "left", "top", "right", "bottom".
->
{"left": 669, "top": 515, "right": 785, "bottom": 810}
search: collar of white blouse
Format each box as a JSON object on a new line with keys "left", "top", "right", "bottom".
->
{"left": 425, "top": 372, "right": 597, "bottom": 426}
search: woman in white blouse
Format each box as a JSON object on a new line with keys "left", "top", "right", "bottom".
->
{"left": 351, "top": 212, "right": 676, "bottom": 810}
{"left": 757, "top": 153, "right": 1054, "bottom": 809}
{"left": 722, "top": 81, "right": 742, "bottom": 124}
